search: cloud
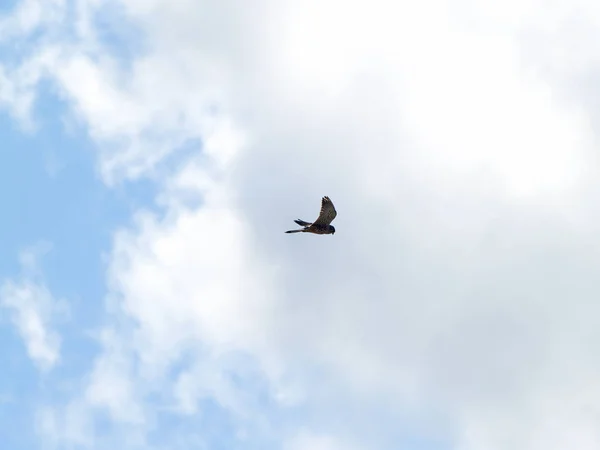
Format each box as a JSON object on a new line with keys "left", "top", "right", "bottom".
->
{"left": 1, "top": 243, "right": 67, "bottom": 371}
{"left": 5, "top": 0, "right": 600, "bottom": 449}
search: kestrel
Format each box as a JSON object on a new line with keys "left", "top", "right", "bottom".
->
{"left": 285, "top": 196, "right": 337, "bottom": 235}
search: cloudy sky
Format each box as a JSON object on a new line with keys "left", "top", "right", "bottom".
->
{"left": 3, "top": 0, "right": 600, "bottom": 449}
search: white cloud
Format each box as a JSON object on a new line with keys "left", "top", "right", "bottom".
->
{"left": 5, "top": 0, "right": 600, "bottom": 449}
{"left": 0, "top": 243, "right": 67, "bottom": 371}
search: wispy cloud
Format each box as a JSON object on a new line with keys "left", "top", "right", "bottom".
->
{"left": 1, "top": 243, "right": 67, "bottom": 372}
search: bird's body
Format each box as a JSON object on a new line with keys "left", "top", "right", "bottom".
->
{"left": 285, "top": 196, "right": 337, "bottom": 235}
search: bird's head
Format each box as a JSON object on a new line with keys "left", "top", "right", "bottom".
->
{"left": 329, "top": 225, "right": 336, "bottom": 235}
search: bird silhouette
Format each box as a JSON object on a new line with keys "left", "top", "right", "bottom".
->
{"left": 285, "top": 196, "right": 337, "bottom": 235}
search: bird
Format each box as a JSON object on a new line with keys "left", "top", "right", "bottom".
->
{"left": 285, "top": 196, "right": 337, "bottom": 235}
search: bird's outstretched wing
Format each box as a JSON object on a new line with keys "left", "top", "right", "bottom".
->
{"left": 312, "top": 196, "right": 337, "bottom": 226}
{"left": 294, "top": 219, "right": 312, "bottom": 227}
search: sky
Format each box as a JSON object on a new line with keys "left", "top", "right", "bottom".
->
{"left": 2, "top": 0, "right": 600, "bottom": 449}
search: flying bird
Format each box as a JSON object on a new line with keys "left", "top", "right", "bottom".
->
{"left": 285, "top": 196, "right": 337, "bottom": 235}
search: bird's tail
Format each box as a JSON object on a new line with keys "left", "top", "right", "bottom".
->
{"left": 285, "top": 229, "right": 304, "bottom": 233}
{"left": 294, "top": 219, "right": 312, "bottom": 226}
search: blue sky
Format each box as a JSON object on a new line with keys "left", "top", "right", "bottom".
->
{"left": 3, "top": 1, "right": 600, "bottom": 450}
{"left": 0, "top": 71, "right": 128, "bottom": 450}
{"left": 0, "top": 6, "right": 161, "bottom": 444}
